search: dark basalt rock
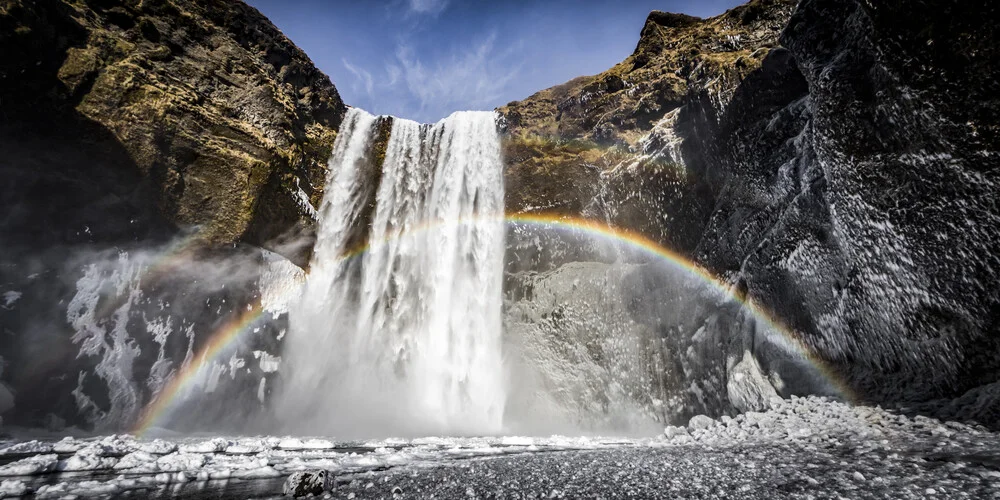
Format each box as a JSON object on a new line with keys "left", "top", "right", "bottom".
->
{"left": 283, "top": 470, "right": 333, "bottom": 497}
{"left": 678, "top": 0, "right": 1000, "bottom": 422}
{"left": 500, "top": 0, "right": 1000, "bottom": 425}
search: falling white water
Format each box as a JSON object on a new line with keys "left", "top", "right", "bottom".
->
{"left": 277, "top": 109, "right": 506, "bottom": 438}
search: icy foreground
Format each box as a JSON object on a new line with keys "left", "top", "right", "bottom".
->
{"left": 1, "top": 398, "right": 999, "bottom": 498}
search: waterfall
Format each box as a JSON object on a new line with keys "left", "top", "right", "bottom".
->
{"left": 277, "top": 109, "right": 506, "bottom": 438}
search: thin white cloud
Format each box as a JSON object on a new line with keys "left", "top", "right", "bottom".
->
{"left": 385, "top": 63, "right": 402, "bottom": 87}
{"left": 342, "top": 58, "right": 374, "bottom": 98}
{"left": 392, "top": 32, "right": 519, "bottom": 121}
{"left": 337, "top": 31, "right": 520, "bottom": 123}
{"left": 407, "top": 0, "right": 449, "bottom": 15}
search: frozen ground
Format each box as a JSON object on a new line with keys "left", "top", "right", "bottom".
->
{"left": 1, "top": 397, "right": 999, "bottom": 498}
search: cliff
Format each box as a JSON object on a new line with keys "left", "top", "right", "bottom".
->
{"left": 499, "top": 0, "right": 798, "bottom": 255}
{"left": 0, "top": 0, "right": 346, "bottom": 266}
{"left": 500, "top": 0, "right": 1000, "bottom": 424}
{"left": 0, "top": 0, "right": 343, "bottom": 429}
{"left": 697, "top": 0, "right": 1000, "bottom": 419}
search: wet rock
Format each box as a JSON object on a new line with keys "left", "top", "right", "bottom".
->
{"left": 283, "top": 470, "right": 333, "bottom": 497}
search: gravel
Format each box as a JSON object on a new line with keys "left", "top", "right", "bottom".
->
{"left": 0, "top": 397, "right": 997, "bottom": 498}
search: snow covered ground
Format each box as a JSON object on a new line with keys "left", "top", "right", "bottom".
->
{"left": 1, "top": 397, "right": 999, "bottom": 498}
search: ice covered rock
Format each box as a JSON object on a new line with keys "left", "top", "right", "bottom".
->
{"left": 727, "top": 351, "right": 779, "bottom": 412}
{"left": 283, "top": 469, "right": 333, "bottom": 497}
{"left": 687, "top": 415, "right": 715, "bottom": 431}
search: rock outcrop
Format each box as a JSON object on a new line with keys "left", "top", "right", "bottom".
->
{"left": 499, "top": 0, "right": 797, "bottom": 254}
{"left": 500, "top": 0, "right": 1000, "bottom": 425}
{"left": 0, "top": 0, "right": 345, "bottom": 266}
{"left": 697, "top": 0, "right": 1000, "bottom": 419}
{"left": 0, "top": 0, "right": 342, "bottom": 430}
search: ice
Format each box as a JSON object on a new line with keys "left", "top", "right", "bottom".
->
{"left": 178, "top": 437, "right": 227, "bottom": 453}
{"left": 58, "top": 451, "right": 119, "bottom": 472}
{"left": 155, "top": 452, "right": 206, "bottom": 472}
{"left": 253, "top": 350, "right": 282, "bottom": 373}
{"left": 0, "top": 454, "right": 58, "bottom": 476}
{"left": 0, "top": 479, "right": 28, "bottom": 497}
{"left": 501, "top": 436, "right": 534, "bottom": 446}
{"left": 3, "top": 401, "right": 988, "bottom": 496}
{"left": 0, "top": 441, "right": 54, "bottom": 456}
{"left": 114, "top": 451, "right": 157, "bottom": 471}
{"left": 51, "top": 437, "right": 85, "bottom": 454}
{"left": 278, "top": 437, "right": 334, "bottom": 450}
{"left": 135, "top": 439, "right": 177, "bottom": 455}
{"left": 224, "top": 443, "right": 265, "bottom": 454}
{"left": 1, "top": 291, "right": 20, "bottom": 308}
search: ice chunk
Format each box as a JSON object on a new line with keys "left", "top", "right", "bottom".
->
{"left": 51, "top": 437, "right": 85, "bottom": 454}
{"left": 278, "top": 438, "right": 335, "bottom": 450}
{"left": 0, "top": 479, "right": 29, "bottom": 497}
{"left": 58, "top": 451, "right": 118, "bottom": 472}
{"left": 155, "top": 453, "right": 206, "bottom": 472}
{"left": 178, "top": 438, "right": 227, "bottom": 453}
{"left": 136, "top": 439, "right": 177, "bottom": 455}
{"left": 0, "top": 441, "right": 53, "bottom": 457}
{"left": 0, "top": 454, "right": 59, "bottom": 476}
{"left": 233, "top": 466, "right": 282, "bottom": 479}
{"left": 114, "top": 451, "right": 158, "bottom": 472}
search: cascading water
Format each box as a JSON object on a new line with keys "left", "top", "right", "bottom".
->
{"left": 277, "top": 109, "right": 506, "bottom": 438}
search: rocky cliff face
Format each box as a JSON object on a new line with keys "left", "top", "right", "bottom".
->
{"left": 698, "top": 0, "right": 1000, "bottom": 420}
{"left": 0, "top": 0, "right": 345, "bottom": 265}
{"left": 499, "top": 0, "right": 797, "bottom": 254}
{"left": 501, "top": 0, "right": 1000, "bottom": 425}
{"left": 0, "top": 0, "right": 342, "bottom": 430}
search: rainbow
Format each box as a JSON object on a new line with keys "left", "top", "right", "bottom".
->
{"left": 132, "top": 213, "right": 855, "bottom": 434}
{"left": 134, "top": 301, "right": 268, "bottom": 435}
{"left": 506, "top": 213, "right": 857, "bottom": 403}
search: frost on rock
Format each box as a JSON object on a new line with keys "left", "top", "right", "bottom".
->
{"left": 1, "top": 291, "right": 20, "bottom": 308}
{"left": 66, "top": 254, "right": 144, "bottom": 429}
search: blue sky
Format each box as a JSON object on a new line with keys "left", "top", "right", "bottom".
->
{"left": 246, "top": 0, "right": 747, "bottom": 123}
